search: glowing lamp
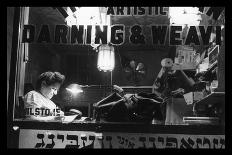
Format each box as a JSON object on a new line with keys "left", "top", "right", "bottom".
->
{"left": 97, "top": 44, "right": 115, "bottom": 72}
{"left": 66, "top": 84, "right": 83, "bottom": 95}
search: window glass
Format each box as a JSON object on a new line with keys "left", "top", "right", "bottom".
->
{"left": 13, "top": 7, "right": 224, "bottom": 126}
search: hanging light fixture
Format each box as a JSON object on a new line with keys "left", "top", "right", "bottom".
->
{"left": 97, "top": 44, "right": 115, "bottom": 72}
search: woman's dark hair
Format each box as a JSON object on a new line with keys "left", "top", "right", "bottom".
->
{"left": 35, "top": 71, "right": 65, "bottom": 91}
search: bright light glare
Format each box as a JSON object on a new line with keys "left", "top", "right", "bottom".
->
{"left": 66, "top": 87, "right": 83, "bottom": 94}
{"left": 66, "top": 7, "right": 110, "bottom": 26}
{"left": 13, "top": 126, "right": 19, "bottom": 131}
{"left": 65, "top": 7, "right": 111, "bottom": 48}
{"left": 65, "top": 14, "right": 77, "bottom": 26}
{"left": 169, "top": 7, "right": 201, "bottom": 26}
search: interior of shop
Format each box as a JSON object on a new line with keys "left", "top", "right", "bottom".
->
{"left": 8, "top": 7, "right": 225, "bottom": 125}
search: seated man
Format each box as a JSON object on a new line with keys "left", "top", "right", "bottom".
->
{"left": 23, "top": 71, "right": 66, "bottom": 121}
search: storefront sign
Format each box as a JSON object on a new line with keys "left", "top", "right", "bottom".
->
{"left": 22, "top": 24, "right": 222, "bottom": 46}
{"left": 54, "top": 7, "right": 223, "bottom": 21}
{"left": 19, "top": 129, "right": 225, "bottom": 149}
{"left": 22, "top": 7, "right": 224, "bottom": 46}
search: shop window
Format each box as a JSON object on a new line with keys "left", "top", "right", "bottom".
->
{"left": 11, "top": 7, "right": 224, "bottom": 126}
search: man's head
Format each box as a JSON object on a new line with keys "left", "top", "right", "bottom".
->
{"left": 36, "top": 71, "right": 65, "bottom": 99}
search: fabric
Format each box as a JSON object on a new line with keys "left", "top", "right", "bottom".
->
{"left": 94, "top": 92, "right": 164, "bottom": 123}
{"left": 23, "top": 90, "right": 64, "bottom": 120}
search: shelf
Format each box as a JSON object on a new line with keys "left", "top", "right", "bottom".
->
{"left": 183, "top": 117, "right": 220, "bottom": 125}
{"left": 196, "top": 61, "right": 217, "bottom": 81}
{"left": 194, "top": 92, "right": 225, "bottom": 108}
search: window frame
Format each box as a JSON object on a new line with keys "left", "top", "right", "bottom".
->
{"left": 8, "top": 7, "right": 29, "bottom": 122}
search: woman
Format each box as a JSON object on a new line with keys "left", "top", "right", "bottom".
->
{"left": 23, "top": 71, "right": 65, "bottom": 120}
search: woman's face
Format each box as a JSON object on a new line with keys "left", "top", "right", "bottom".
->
{"left": 41, "top": 82, "right": 61, "bottom": 99}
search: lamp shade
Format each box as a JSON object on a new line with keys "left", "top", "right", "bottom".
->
{"left": 97, "top": 44, "right": 115, "bottom": 72}
{"left": 66, "top": 84, "right": 83, "bottom": 94}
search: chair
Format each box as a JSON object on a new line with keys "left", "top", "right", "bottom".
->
{"left": 14, "top": 96, "right": 26, "bottom": 119}
{"left": 14, "top": 83, "right": 33, "bottom": 119}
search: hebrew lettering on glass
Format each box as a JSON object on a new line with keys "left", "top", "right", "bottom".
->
{"left": 65, "top": 134, "right": 79, "bottom": 149}
{"left": 35, "top": 133, "right": 45, "bottom": 148}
